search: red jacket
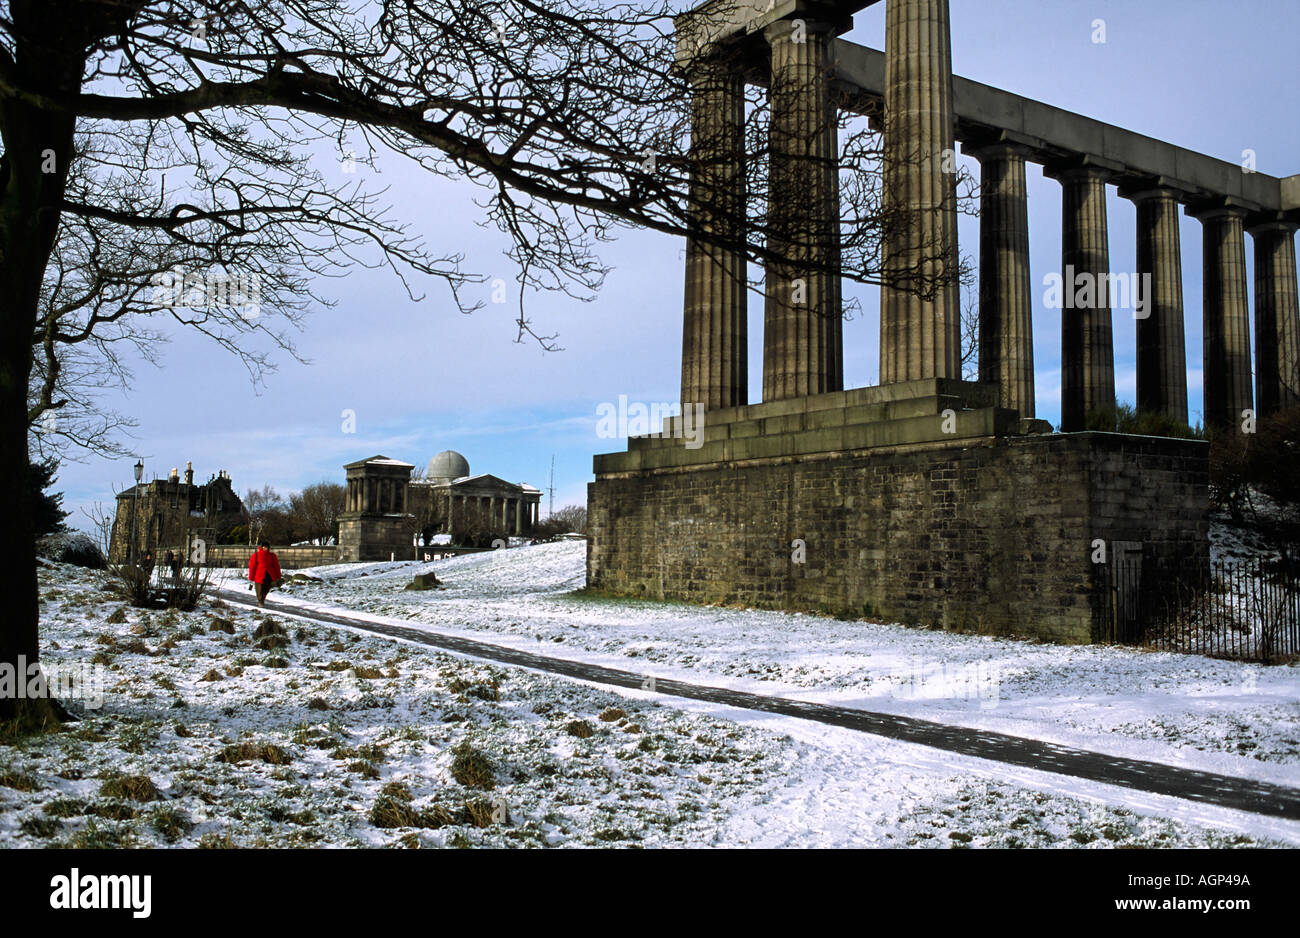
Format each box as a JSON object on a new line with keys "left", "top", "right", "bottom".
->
{"left": 248, "top": 548, "right": 282, "bottom": 583}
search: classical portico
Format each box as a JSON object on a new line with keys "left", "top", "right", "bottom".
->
{"left": 671, "top": 0, "right": 1300, "bottom": 428}
{"left": 338, "top": 455, "right": 415, "bottom": 562}
{"left": 407, "top": 450, "right": 542, "bottom": 542}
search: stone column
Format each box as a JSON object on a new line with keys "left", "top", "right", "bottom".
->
{"left": 761, "top": 16, "right": 843, "bottom": 401}
{"left": 447, "top": 490, "right": 454, "bottom": 535}
{"left": 969, "top": 141, "right": 1034, "bottom": 415}
{"left": 1193, "top": 205, "right": 1253, "bottom": 428}
{"left": 1054, "top": 165, "right": 1116, "bottom": 431}
{"left": 514, "top": 498, "right": 523, "bottom": 535}
{"left": 1249, "top": 220, "right": 1300, "bottom": 415}
{"left": 681, "top": 59, "right": 747, "bottom": 410}
{"left": 1128, "top": 187, "right": 1188, "bottom": 424}
{"left": 879, "top": 0, "right": 960, "bottom": 383}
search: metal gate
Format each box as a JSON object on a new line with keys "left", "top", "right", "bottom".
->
{"left": 1109, "top": 541, "right": 1145, "bottom": 644}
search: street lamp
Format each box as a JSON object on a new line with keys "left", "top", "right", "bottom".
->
{"left": 129, "top": 459, "right": 143, "bottom": 565}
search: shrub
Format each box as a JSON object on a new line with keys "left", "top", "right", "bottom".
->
{"left": 36, "top": 532, "right": 106, "bottom": 569}
{"left": 1085, "top": 402, "right": 1203, "bottom": 439}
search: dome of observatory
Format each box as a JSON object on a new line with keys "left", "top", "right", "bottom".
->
{"left": 427, "top": 450, "right": 469, "bottom": 481}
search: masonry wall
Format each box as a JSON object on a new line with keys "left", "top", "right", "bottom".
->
{"left": 337, "top": 516, "right": 414, "bottom": 563}
{"left": 587, "top": 432, "right": 1208, "bottom": 644}
{"left": 203, "top": 545, "right": 338, "bottom": 570}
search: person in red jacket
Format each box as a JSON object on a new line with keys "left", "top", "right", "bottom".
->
{"left": 248, "top": 540, "right": 283, "bottom": 607}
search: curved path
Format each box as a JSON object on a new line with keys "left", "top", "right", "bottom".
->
{"left": 220, "top": 588, "right": 1300, "bottom": 821}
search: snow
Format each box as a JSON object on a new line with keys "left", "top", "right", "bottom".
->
{"left": 4, "top": 535, "right": 1297, "bottom": 849}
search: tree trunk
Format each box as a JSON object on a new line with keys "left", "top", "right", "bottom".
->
{"left": 0, "top": 3, "right": 85, "bottom": 726}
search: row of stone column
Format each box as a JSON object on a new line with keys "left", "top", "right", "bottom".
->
{"left": 680, "top": 0, "right": 964, "bottom": 407}
{"left": 976, "top": 147, "right": 1300, "bottom": 429}
{"left": 679, "top": 0, "right": 1300, "bottom": 429}
{"left": 345, "top": 477, "right": 405, "bottom": 514}
{"left": 444, "top": 493, "right": 535, "bottom": 536}
{"left": 681, "top": 17, "right": 846, "bottom": 408}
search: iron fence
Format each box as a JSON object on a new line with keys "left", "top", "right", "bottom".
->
{"left": 1101, "top": 558, "right": 1300, "bottom": 663}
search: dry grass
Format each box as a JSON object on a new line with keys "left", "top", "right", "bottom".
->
{"left": 380, "top": 781, "right": 412, "bottom": 800}
{"left": 449, "top": 741, "right": 495, "bottom": 790}
{"left": 217, "top": 742, "right": 292, "bottom": 765}
{"left": 0, "top": 767, "right": 38, "bottom": 792}
{"left": 98, "top": 774, "right": 160, "bottom": 802}
{"left": 565, "top": 720, "right": 594, "bottom": 739}
{"left": 370, "top": 794, "right": 425, "bottom": 828}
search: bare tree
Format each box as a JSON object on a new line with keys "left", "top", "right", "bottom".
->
{"left": 960, "top": 276, "right": 979, "bottom": 383}
{"left": 550, "top": 504, "right": 587, "bottom": 535}
{"left": 289, "top": 481, "right": 346, "bottom": 545}
{"left": 0, "top": 0, "right": 975, "bottom": 728}
{"left": 241, "top": 485, "right": 285, "bottom": 545}
{"left": 80, "top": 499, "right": 116, "bottom": 558}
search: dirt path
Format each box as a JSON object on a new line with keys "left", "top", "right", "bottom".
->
{"left": 221, "top": 588, "right": 1300, "bottom": 821}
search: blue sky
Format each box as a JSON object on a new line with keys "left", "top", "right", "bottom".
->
{"left": 53, "top": 0, "right": 1300, "bottom": 531}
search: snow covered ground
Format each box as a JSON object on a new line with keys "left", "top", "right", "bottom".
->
{"left": 3, "top": 544, "right": 1297, "bottom": 848}
{"left": 247, "top": 542, "right": 1300, "bottom": 778}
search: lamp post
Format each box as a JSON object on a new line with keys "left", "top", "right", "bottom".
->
{"left": 129, "top": 459, "right": 143, "bottom": 565}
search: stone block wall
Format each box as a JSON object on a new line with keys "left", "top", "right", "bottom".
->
{"left": 587, "top": 432, "right": 1208, "bottom": 644}
{"left": 203, "top": 544, "right": 339, "bottom": 570}
{"left": 337, "top": 515, "right": 414, "bottom": 563}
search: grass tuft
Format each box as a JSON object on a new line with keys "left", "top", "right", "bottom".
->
{"left": 449, "top": 741, "right": 495, "bottom": 790}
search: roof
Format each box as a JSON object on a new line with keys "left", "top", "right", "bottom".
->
{"left": 344, "top": 454, "right": 415, "bottom": 470}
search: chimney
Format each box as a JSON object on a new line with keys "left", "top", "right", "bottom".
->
{"left": 169, "top": 467, "right": 179, "bottom": 482}
{"left": 184, "top": 461, "right": 194, "bottom": 486}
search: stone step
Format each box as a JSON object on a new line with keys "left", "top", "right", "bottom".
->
{"left": 660, "top": 377, "right": 1000, "bottom": 436}
{"left": 628, "top": 393, "right": 971, "bottom": 450}
{"left": 597, "top": 407, "right": 1021, "bottom": 473}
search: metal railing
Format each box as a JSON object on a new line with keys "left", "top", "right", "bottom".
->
{"left": 1101, "top": 559, "right": 1300, "bottom": 663}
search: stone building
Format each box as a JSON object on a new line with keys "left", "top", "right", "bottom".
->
{"left": 337, "top": 450, "right": 542, "bottom": 560}
{"left": 587, "top": 0, "right": 1300, "bottom": 644}
{"left": 409, "top": 450, "right": 542, "bottom": 545}
{"left": 109, "top": 462, "right": 244, "bottom": 563}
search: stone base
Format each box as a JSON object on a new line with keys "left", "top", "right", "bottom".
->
{"left": 338, "top": 514, "right": 413, "bottom": 563}
{"left": 588, "top": 381, "right": 1208, "bottom": 644}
